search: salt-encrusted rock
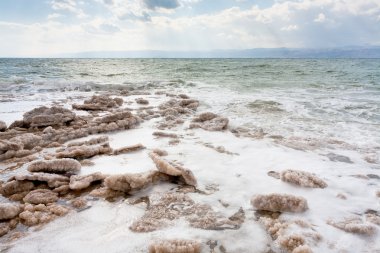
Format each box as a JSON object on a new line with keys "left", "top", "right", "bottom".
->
{"left": 0, "top": 121, "right": 7, "bottom": 132}
{"left": 0, "top": 203, "right": 21, "bottom": 220}
{"left": 19, "top": 203, "right": 69, "bottom": 226}
{"left": 89, "top": 187, "right": 126, "bottom": 201}
{"left": 70, "top": 198, "right": 87, "bottom": 209}
{"left": 190, "top": 112, "right": 229, "bottom": 131}
{"left": 23, "top": 189, "right": 59, "bottom": 204}
{"left": 15, "top": 173, "right": 69, "bottom": 188}
{"left": 67, "top": 136, "right": 109, "bottom": 147}
{"left": 136, "top": 98, "right": 149, "bottom": 105}
{"left": 11, "top": 133, "right": 42, "bottom": 150}
{"left": 328, "top": 217, "right": 377, "bottom": 235}
{"left": 149, "top": 152, "right": 197, "bottom": 186}
{"left": 152, "top": 148, "right": 168, "bottom": 156}
{"left": 69, "top": 172, "right": 106, "bottom": 190}
{"left": 113, "top": 144, "right": 145, "bottom": 155}
{"left": 159, "top": 98, "right": 199, "bottom": 112}
{"left": 280, "top": 169, "right": 327, "bottom": 188}
{"left": 0, "top": 180, "right": 34, "bottom": 197}
{"left": 72, "top": 95, "right": 123, "bottom": 111}
{"left": 149, "top": 239, "right": 201, "bottom": 253}
{"left": 56, "top": 144, "right": 112, "bottom": 159}
{"left": 152, "top": 131, "right": 178, "bottom": 138}
{"left": 96, "top": 111, "right": 133, "bottom": 124}
{"left": 251, "top": 194, "right": 308, "bottom": 213}
{"left": 28, "top": 159, "right": 81, "bottom": 174}
{"left": 23, "top": 106, "right": 76, "bottom": 127}
{"left": 105, "top": 171, "right": 158, "bottom": 193}
{"left": 0, "top": 140, "right": 22, "bottom": 152}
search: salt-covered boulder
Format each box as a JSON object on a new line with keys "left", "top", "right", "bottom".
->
{"left": 149, "top": 239, "right": 201, "bottom": 253}
{"left": 96, "top": 111, "right": 133, "bottom": 124}
{"left": 113, "top": 143, "right": 145, "bottom": 155}
{"left": 23, "top": 106, "right": 76, "bottom": 127}
{"left": 190, "top": 112, "right": 229, "bottom": 131}
{"left": 72, "top": 95, "right": 123, "bottom": 111}
{"left": 0, "top": 121, "right": 7, "bottom": 132}
{"left": 23, "top": 189, "right": 59, "bottom": 204}
{"left": 0, "top": 203, "right": 21, "bottom": 220}
{"left": 105, "top": 171, "right": 158, "bottom": 193}
{"left": 67, "top": 136, "right": 109, "bottom": 147}
{"left": 136, "top": 98, "right": 149, "bottom": 105}
{"left": 328, "top": 217, "right": 377, "bottom": 235}
{"left": 0, "top": 180, "right": 34, "bottom": 197}
{"left": 69, "top": 172, "right": 106, "bottom": 190}
{"left": 280, "top": 169, "right": 327, "bottom": 188}
{"left": 251, "top": 194, "right": 308, "bottom": 213}
{"left": 28, "top": 159, "right": 81, "bottom": 174}
{"left": 149, "top": 152, "right": 197, "bottom": 187}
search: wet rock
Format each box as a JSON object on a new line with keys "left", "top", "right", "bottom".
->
{"left": 152, "top": 131, "right": 178, "bottom": 138}
{"left": 28, "top": 159, "right": 81, "bottom": 174}
{"left": 280, "top": 170, "right": 327, "bottom": 188}
{"left": 326, "top": 153, "right": 353, "bottom": 164}
{"left": 23, "top": 189, "right": 59, "bottom": 204}
{"left": 268, "top": 171, "right": 280, "bottom": 179}
{"left": 69, "top": 172, "right": 106, "bottom": 190}
{"left": 190, "top": 112, "right": 229, "bottom": 131}
{"left": 72, "top": 95, "right": 123, "bottom": 111}
{"left": 251, "top": 194, "right": 308, "bottom": 213}
{"left": 0, "top": 203, "right": 21, "bottom": 220}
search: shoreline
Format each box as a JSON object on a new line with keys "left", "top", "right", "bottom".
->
{"left": 0, "top": 86, "right": 379, "bottom": 253}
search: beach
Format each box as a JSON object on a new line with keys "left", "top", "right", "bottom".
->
{"left": 0, "top": 58, "right": 379, "bottom": 253}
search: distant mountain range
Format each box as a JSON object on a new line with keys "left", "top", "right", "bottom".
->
{"left": 62, "top": 46, "right": 380, "bottom": 58}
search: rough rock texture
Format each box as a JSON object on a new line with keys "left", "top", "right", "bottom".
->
{"left": 23, "top": 189, "right": 59, "bottom": 204}
{"left": 149, "top": 239, "right": 201, "bottom": 253}
{"left": 152, "top": 149, "right": 168, "bottom": 156}
{"left": 96, "top": 111, "right": 133, "bottom": 124}
{"left": 15, "top": 173, "right": 69, "bottom": 188}
{"left": 251, "top": 194, "right": 308, "bottom": 213}
{"left": 68, "top": 136, "right": 109, "bottom": 147}
{"left": 0, "top": 203, "right": 21, "bottom": 220}
{"left": 113, "top": 144, "right": 145, "bottom": 155}
{"left": 153, "top": 132, "right": 178, "bottom": 138}
{"left": 0, "top": 180, "right": 34, "bottom": 197}
{"left": 23, "top": 106, "right": 76, "bottom": 127}
{"left": 69, "top": 172, "right": 106, "bottom": 190}
{"left": 0, "top": 121, "right": 6, "bottom": 132}
{"left": 130, "top": 193, "right": 244, "bottom": 233}
{"left": 19, "top": 203, "right": 70, "bottom": 226}
{"left": 280, "top": 170, "right": 327, "bottom": 188}
{"left": 328, "top": 217, "right": 377, "bottom": 235}
{"left": 149, "top": 152, "right": 197, "bottom": 187}
{"left": 190, "top": 112, "right": 229, "bottom": 131}
{"left": 56, "top": 144, "right": 112, "bottom": 159}
{"left": 89, "top": 187, "right": 126, "bottom": 201}
{"left": 105, "top": 171, "right": 158, "bottom": 193}
{"left": 28, "top": 159, "right": 81, "bottom": 174}
{"left": 72, "top": 95, "right": 123, "bottom": 111}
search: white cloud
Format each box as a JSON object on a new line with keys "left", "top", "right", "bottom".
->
{"left": 1, "top": 0, "right": 380, "bottom": 56}
{"left": 50, "top": 0, "right": 87, "bottom": 18}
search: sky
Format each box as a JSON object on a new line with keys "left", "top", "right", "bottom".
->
{"left": 0, "top": 0, "right": 380, "bottom": 57}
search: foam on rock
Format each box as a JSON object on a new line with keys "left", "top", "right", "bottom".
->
{"left": 251, "top": 194, "right": 308, "bottom": 213}
{"left": 280, "top": 170, "right": 327, "bottom": 188}
{"left": 28, "top": 159, "right": 81, "bottom": 174}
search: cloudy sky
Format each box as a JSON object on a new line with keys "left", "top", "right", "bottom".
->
{"left": 0, "top": 0, "right": 380, "bottom": 56}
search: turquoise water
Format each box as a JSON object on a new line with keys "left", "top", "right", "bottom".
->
{"left": 0, "top": 58, "right": 379, "bottom": 155}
